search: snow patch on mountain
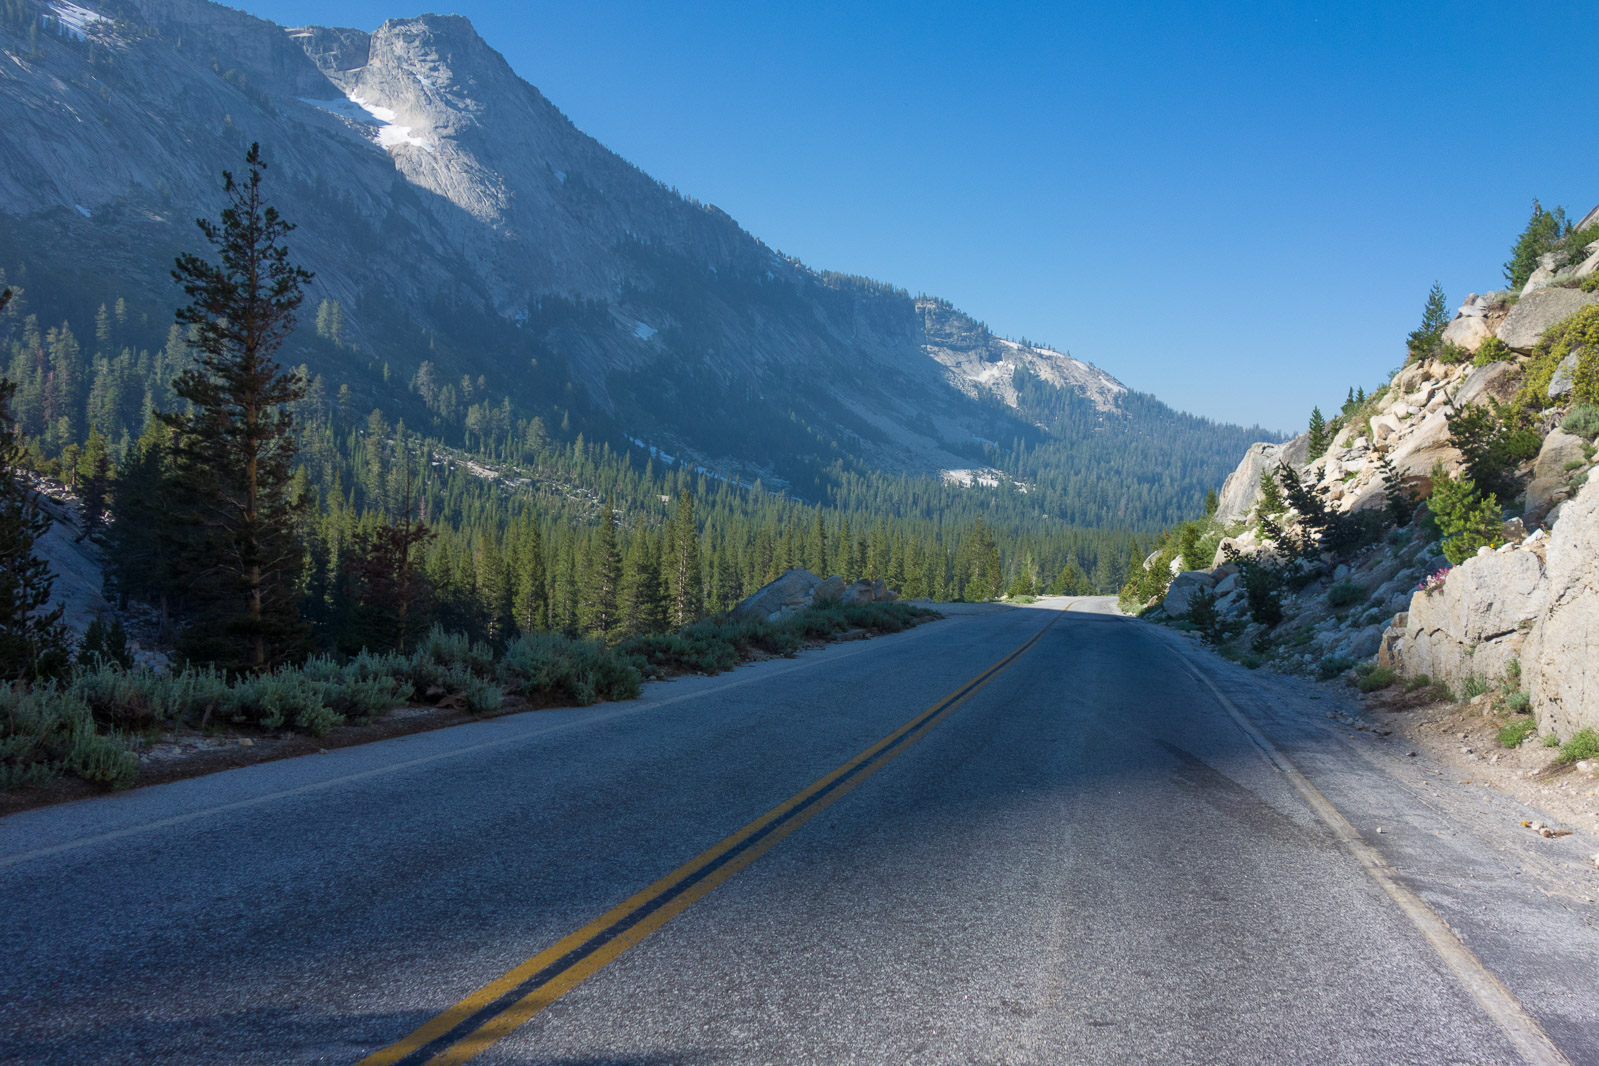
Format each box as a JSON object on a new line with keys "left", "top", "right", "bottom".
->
{"left": 48, "top": 1, "right": 107, "bottom": 39}
{"left": 301, "top": 93, "right": 433, "bottom": 153}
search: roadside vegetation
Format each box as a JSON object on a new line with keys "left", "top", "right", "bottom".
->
{"left": 2, "top": 601, "right": 937, "bottom": 793}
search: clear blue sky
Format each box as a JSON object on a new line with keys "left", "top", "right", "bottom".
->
{"left": 247, "top": 0, "right": 1598, "bottom": 433}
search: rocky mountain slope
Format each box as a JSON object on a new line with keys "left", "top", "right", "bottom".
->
{"left": 0, "top": 0, "right": 1253, "bottom": 509}
{"left": 1126, "top": 210, "right": 1599, "bottom": 744}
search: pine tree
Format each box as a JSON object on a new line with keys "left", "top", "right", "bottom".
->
{"left": 1047, "top": 562, "right": 1086, "bottom": 596}
{"left": 867, "top": 521, "right": 890, "bottom": 579}
{"left": 76, "top": 424, "right": 110, "bottom": 543}
{"left": 1306, "top": 407, "right": 1328, "bottom": 460}
{"left": 1406, "top": 281, "right": 1450, "bottom": 361}
{"left": 1204, "top": 487, "right": 1219, "bottom": 517}
{"left": 105, "top": 418, "right": 180, "bottom": 621}
{"left": 163, "top": 143, "right": 312, "bottom": 671}
{"left": 665, "top": 493, "right": 702, "bottom": 627}
{"left": 1378, "top": 455, "right": 1415, "bottom": 528}
{"left": 0, "top": 377, "right": 71, "bottom": 680}
{"left": 580, "top": 504, "right": 622, "bottom": 640}
{"left": 510, "top": 514, "right": 549, "bottom": 633}
{"left": 343, "top": 460, "right": 433, "bottom": 653}
{"left": 837, "top": 517, "right": 854, "bottom": 579}
{"left": 619, "top": 529, "right": 664, "bottom": 637}
{"left": 1255, "top": 466, "right": 1287, "bottom": 522}
{"left": 1427, "top": 462, "right": 1503, "bottom": 565}
{"left": 805, "top": 510, "right": 828, "bottom": 575}
{"left": 1503, "top": 200, "right": 1568, "bottom": 291}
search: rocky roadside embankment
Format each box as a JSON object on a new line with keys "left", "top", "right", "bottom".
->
{"left": 1126, "top": 207, "right": 1599, "bottom": 837}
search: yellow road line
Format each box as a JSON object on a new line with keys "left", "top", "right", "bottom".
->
{"left": 359, "top": 610, "right": 1060, "bottom": 1066}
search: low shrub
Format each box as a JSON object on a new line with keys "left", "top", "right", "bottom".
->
{"left": 1357, "top": 666, "right": 1397, "bottom": 692}
{"left": 1185, "top": 588, "right": 1221, "bottom": 642}
{"left": 0, "top": 682, "right": 137, "bottom": 790}
{"left": 1543, "top": 732, "right": 1561, "bottom": 748}
{"left": 1558, "top": 729, "right": 1599, "bottom": 764}
{"left": 1318, "top": 655, "right": 1354, "bottom": 680}
{"left": 1505, "top": 690, "right": 1532, "bottom": 714}
{"left": 409, "top": 627, "right": 494, "bottom": 693}
{"left": 500, "top": 632, "right": 642, "bottom": 706}
{"left": 1562, "top": 404, "right": 1599, "bottom": 439}
{"left": 623, "top": 631, "right": 741, "bottom": 676}
{"left": 1496, "top": 717, "right": 1536, "bottom": 749}
{"left": 78, "top": 616, "right": 133, "bottom": 669}
{"left": 1471, "top": 336, "right": 1513, "bottom": 366}
{"left": 148, "top": 666, "right": 231, "bottom": 725}
{"left": 1462, "top": 675, "right": 1489, "bottom": 699}
{"left": 1326, "top": 583, "right": 1365, "bottom": 609}
{"left": 225, "top": 669, "right": 341, "bottom": 736}
{"left": 456, "top": 675, "right": 506, "bottom": 715}
{"left": 73, "top": 661, "right": 159, "bottom": 729}
{"left": 1402, "top": 673, "right": 1432, "bottom": 693}
{"left": 328, "top": 675, "right": 411, "bottom": 722}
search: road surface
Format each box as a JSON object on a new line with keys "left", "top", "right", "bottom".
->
{"left": 2, "top": 598, "right": 1596, "bottom": 1065}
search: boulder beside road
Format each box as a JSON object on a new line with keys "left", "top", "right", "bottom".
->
{"left": 730, "top": 569, "right": 898, "bottom": 623}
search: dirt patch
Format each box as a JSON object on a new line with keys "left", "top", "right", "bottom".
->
{"left": 1360, "top": 687, "right": 1599, "bottom": 840}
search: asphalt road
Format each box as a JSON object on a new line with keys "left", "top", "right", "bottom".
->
{"left": 3, "top": 599, "right": 1596, "bottom": 1065}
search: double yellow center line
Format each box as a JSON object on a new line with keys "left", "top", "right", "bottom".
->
{"left": 359, "top": 611, "right": 1059, "bottom": 1066}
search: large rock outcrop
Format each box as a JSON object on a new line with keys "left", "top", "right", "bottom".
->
{"left": 1385, "top": 548, "right": 1548, "bottom": 690}
{"left": 1521, "top": 474, "right": 1599, "bottom": 740}
{"left": 1441, "top": 314, "right": 1494, "bottom": 352}
{"left": 1381, "top": 474, "right": 1599, "bottom": 738}
{"left": 1523, "top": 429, "right": 1588, "bottom": 527}
{"left": 1497, "top": 289, "right": 1599, "bottom": 351}
{"left": 1214, "top": 434, "right": 1309, "bottom": 523}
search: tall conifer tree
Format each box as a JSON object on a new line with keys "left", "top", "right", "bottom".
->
{"left": 581, "top": 504, "right": 622, "bottom": 640}
{"left": 665, "top": 492, "right": 702, "bottom": 627}
{"left": 1306, "top": 407, "right": 1328, "bottom": 460}
{"left": 0, "top": 288, "right": 71, "bottom": 680}
{"left": 164, "top": 144, "right": 312, "bottom": 671}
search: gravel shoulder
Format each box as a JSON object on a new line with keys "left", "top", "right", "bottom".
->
{"left": 1160, "top": 620, "right": 1599, "bottom": 894}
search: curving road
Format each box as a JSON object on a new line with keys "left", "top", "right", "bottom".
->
{"left": 2, "top": 599, "right": 1596, "bottom": 1065}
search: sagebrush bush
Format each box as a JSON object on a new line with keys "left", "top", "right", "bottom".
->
{"left": 73, "top": 661, "right": 159, "bottom": 728}
{"left": 147, "top": 666, "right": 231, "bottom": 724}
{"left": 1326, "top": 583, "right": 1365, "bottom": 609}
{"left": 0, "top": 682, "right": 137, "bottom": 789}
{"left": 1562, "top": 404, "right": 1599, "bottom": 439}
{"left": 225, "top": 669, "right": 341, "bottom": 735}
{"left": 500, "top": 631, "right": 641, "bottom": 706}
{"left": 410, "top": 627, "right": 494, "bottom": 689}
{"left": 329, "top": 675, "right": 410, "bottom": 721}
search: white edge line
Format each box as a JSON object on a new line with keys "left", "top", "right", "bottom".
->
{"left": 1174, "top": 648, "right": 1572, "bottom": 1066}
